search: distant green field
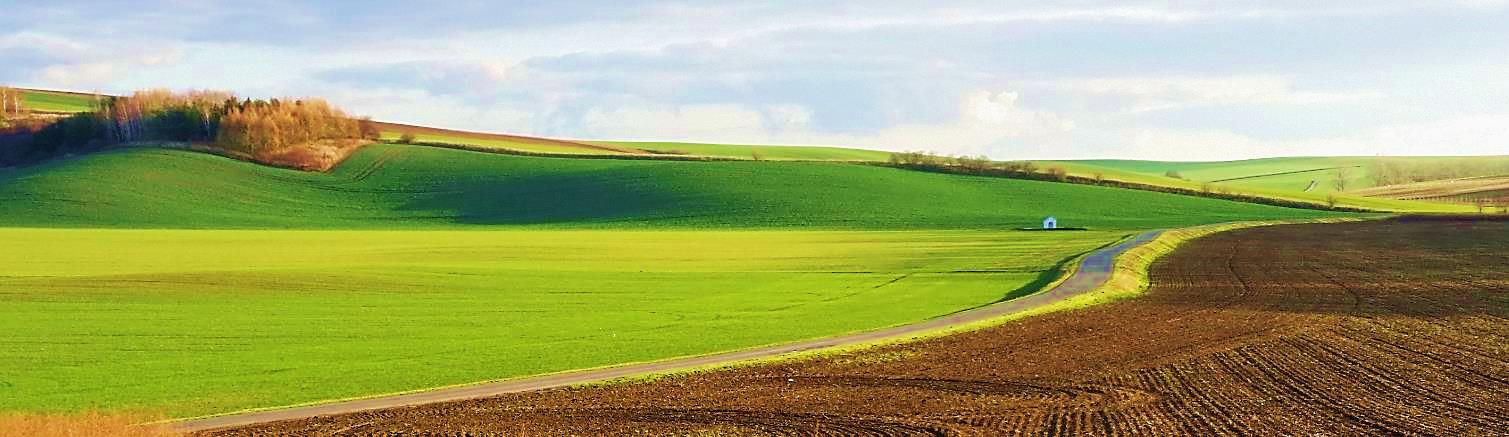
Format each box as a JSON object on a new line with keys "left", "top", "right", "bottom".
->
{"left": 1049, "top": 158, "right": 1478, "bottom": 212}
{"left": 1064, "top": 157, "right": 1372, "bottom": 192}
{"left": 590, "top": 140, "right": 893, "bottom": 161}
{"left": 0, "top": 227, "right": 1122, "bottom": 416}
{"left": 377, "top": 131, "right": 620, "bottom": 155}
{"left": 0, "top": 143, "right": 1345, "bottom": 230}
{"left": 16, "top": 89, "right": 96, "bottom": 113}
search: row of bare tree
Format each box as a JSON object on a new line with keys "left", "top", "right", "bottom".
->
{"left": 1370, "top": 158, "right": 1509, "bottom": 186}
{"left": 3, "top": 88, "right": 377, "bottom": 166}
{"left": 888, "top": 151, "right": 1068, "bottom": 179}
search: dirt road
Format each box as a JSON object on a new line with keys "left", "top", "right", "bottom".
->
{"left": 209, "top": 218, "right": 1509, "bottom": 436}
{"left": 178, "top": 231, "right": 1159, "bottom": 433}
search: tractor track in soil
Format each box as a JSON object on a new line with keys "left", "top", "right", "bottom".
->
{"left": 207, "top": 218, "right": 1509, "bottom": 436}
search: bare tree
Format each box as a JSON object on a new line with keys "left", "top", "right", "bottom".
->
{"left": 1092, "top": 172, "right": 1105, "bottom": 184}
{"left": 1326, "top": 194, "right": 1339, "bottom": 208}
{"left": 1331, "top": 167, "right": 1352, "bottom": 192}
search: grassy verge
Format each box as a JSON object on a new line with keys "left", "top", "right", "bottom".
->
{"left": 0, "top": 413, "right": 176, "bottom": 437}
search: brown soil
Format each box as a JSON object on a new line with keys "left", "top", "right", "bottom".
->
{"left": 374, "top": 121, "right": 650, "bottom": 155}
{"left": 208, "top": 218, "right": 1509, "bottom": 436}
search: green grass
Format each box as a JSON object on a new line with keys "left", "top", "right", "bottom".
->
{"left": 16, "top": 89, "right": 97, "bottom": 113}
{"left": 0, "top": 143, "right": 1346, "bottom": 230}
{"left": 590, "top": 140, "right": 893, "bottom": 161}
{"left": 0, "top": 227, "right": 1122, "bottom": 416}
{"left": 0, "top": 142, "right": 1356, "bottom": 417}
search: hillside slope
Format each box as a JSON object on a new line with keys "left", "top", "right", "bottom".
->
{"left": 588, "top": 140, "right": 892, "bottom": 161}
{"left": 1050, "top": 157, "right": 1489, "bottom": 212}
{"left": 0, "top": 144, "right": 1345, "bottom": 229}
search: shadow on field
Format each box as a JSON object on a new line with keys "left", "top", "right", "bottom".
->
{"left": 396, "top": 166, "right": 690, "bottom": 225}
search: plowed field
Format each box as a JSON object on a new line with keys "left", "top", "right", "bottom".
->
{"left": 211, "top": 218, "right": 1509, "bottom": 436}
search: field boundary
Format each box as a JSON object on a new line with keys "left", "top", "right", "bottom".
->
{"left": 168, "top": 231, "right": 1145, "bottom": 432}
{"left": 1207, "top": 165, "right": 1358, "bottom": 183}
{"left": 169, "top": 218, "right": 1364, "bottom": 432}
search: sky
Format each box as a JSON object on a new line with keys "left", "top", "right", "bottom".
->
{"left": 3, "top": 1, "right": 1508, "bottom": 160}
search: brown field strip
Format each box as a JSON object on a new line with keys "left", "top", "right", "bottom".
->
{"left": 1354, "top": 175, "right": 1509, "bottom": 202}
{"left": 372, "top": 121, "right": 650, "bottom": 155}
{"left": 207, "top": 218, "right": 1509, "bottom": 436}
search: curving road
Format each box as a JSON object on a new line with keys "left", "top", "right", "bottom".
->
{"left": 175, "top": 230, "right": 1163, "bottom": 433}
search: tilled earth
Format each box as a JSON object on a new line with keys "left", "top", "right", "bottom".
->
{"left": 212, "top": 217, "right": 1509, "bottom": 436}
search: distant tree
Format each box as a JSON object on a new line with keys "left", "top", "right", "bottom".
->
{"left": 1475, "top": 198, "right": 1488, "bottom": 214}
{"left": 397, "top": 133, "right": 417, "bottom": 144}
{"left": 1165, "top": 170, "right": 1184, "bottom": 180}
{"left": 1326, "top": 194, "right": 1339, "bottom": 208}
{"left": 955, "top": 155, "right": 992, "bottom": 173}
{"left": 1046, "top": 166, "right": 1068, "bottom": 181}
{"left": 1331, "top": 167, "right": 1352, "bottom": 192}
{"left": 357, "top": 117, "right": 381, "bottom": 140}
{"left": 750, "top": 149, "right": 764, "bottom": 161}
{"left": 1092, "top": 172, "right": 1105, "bottom": 184}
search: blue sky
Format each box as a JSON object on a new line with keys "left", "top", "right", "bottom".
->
{"left": 4, "top": 1, "right": 1507, "bottom": 160}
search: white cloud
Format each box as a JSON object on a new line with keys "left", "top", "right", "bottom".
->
{"left": 0, "top": 32, "right": 89, "bottom": 56}
{"left": 1299, "top": 112, "right": 1509, "bottom": 157}
{"left": 962, "top": 90, "right": 1075, "bottom": 132}
{"left": 763, "top": 104, "right": 813, "bottom": 131}
{"left": 39, "top": 62, "right": 119, "bottom": 87}
{"left": 580, "top": 104, "right": 769, "bottom": 141}
{"left": 1047, "top": 75, "right": 1384, "bottom": 113}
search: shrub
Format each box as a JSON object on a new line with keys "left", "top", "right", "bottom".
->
{"left": 397, "top": 133, "right": 417, "bottom": 144}
{"left": 1165, "top": 170, "right": 1184, "bottom": 180}
{"left": 954, "top": 155, "right": 993, "bottom": 173}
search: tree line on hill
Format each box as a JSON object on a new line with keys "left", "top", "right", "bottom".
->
{"left": 887, "top": 151, "right": 1070, "bottom": 180}
{"left": 884, "top": 151, "right": 1370, "bottom": 212}
{"left": 0, "top": 88, "right": 378, "bottom": 169}
{"left": 1369, "top": 158, "right": 1509, "bottom": 187}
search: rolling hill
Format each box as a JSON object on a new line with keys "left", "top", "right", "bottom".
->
{"left": 1047, "top": 157, "right": 1496, "bottom": 212}
{"left": 14, "top": 88, "right": 97, "bottom": 113}
{"left": 3, "top": 87, "right": 1493, "bottom": 213}
{"left": 0, "top": 143, "right": 1347, "bottom": 230}
{"left": 588, "top": 140, "right": 893, "bottom": 161}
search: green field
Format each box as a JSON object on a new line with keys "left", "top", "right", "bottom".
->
{"left": 0, "top": 227, "right": 1123, "bottom": 416}
{"left": 590, "top": 140, "right": 893, "bottom": 161}
{"left": 1049, "top": 158, "right": 1480, "bottom": 212}
{"left": 0, "top": 142, "right": 1355, "bottom": 418}
{"left": 16, "top": 89, "right": 96, "bottom": 113}
{"left": 0, "top": 143, "right": 1345, "bottom": 230}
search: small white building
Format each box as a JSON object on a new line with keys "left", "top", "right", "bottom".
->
{"left": 1042, "top": 216, "right": 1058, "bottom": 229}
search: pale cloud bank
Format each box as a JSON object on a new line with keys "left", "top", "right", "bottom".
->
{"left": 3, "top": 1, "right": 1508, "bottom": 160}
